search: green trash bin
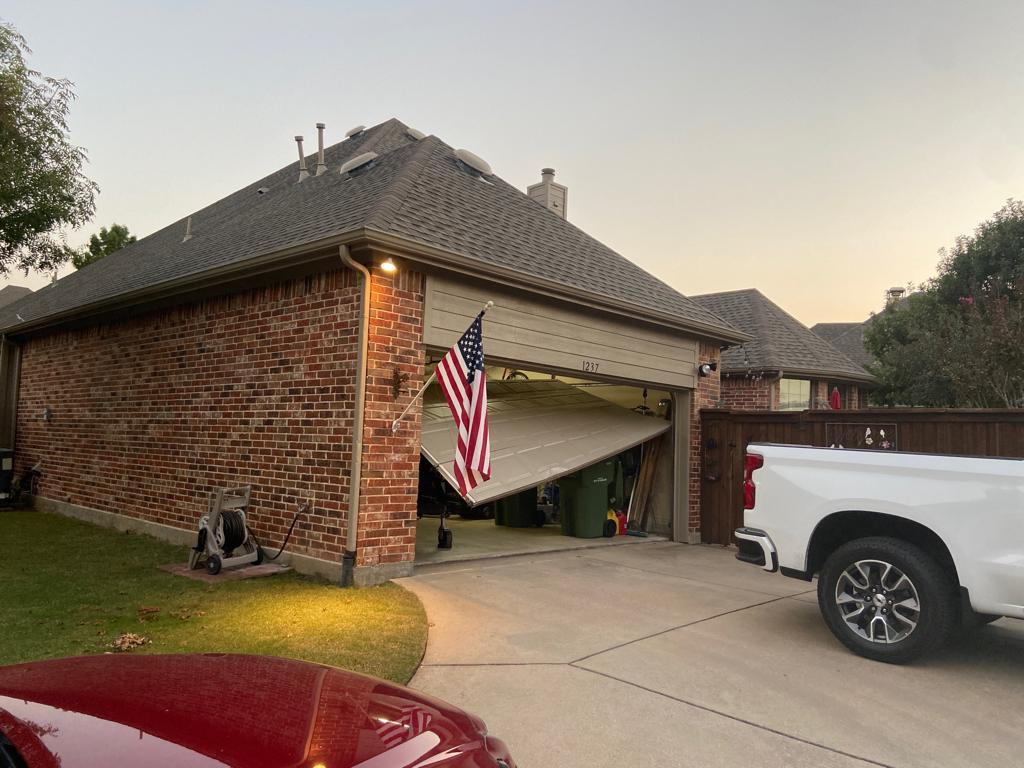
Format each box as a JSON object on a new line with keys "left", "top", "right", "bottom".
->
{"left": 496, "top": 489, "right": 538, "bottom": 527}
{"left": 558, "top": 474, "right": 579, "bottom": 537}
{"left": 561, "top": 460, "right": 614, "bottom": 538}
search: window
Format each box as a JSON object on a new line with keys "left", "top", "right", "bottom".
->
{"left": 778, "top": 378, "right": 810, "bottom": 411}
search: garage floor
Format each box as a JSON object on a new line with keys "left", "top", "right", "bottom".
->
{"left": 399, "top": 542, "right": 1024, "bottom": 768}
{"left": 414, "top": 517, "right": 664, "bottom": 565}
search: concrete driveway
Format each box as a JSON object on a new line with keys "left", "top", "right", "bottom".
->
{"left": 398, "top": 541, "right": 1024, "bottom": 768}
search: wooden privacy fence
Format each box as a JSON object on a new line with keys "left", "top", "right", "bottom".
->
{"left": 699, "top": 408, "right": 1024, "bottom": 545}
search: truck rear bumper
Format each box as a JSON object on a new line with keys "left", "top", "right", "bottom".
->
{"left": 734, "top": 527, "right": 778, "bottom": 572}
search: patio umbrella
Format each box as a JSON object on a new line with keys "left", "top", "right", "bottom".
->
{"left": 829, "top": 386, "right": 842, "bottom": 410}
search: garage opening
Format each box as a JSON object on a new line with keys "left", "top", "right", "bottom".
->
{"left": 415, "top": 367, "right": 678, "bottom": 565}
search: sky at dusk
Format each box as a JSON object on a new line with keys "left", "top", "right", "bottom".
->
{"left": 4, "top": 0, "right": 1023, "bottom": 326}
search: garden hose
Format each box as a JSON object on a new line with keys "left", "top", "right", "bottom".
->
{"left": 219, "top": 509, "right": 247, "bottom": 552}
{"left": 253, "top": 502, "right": 310, "bottom": 561}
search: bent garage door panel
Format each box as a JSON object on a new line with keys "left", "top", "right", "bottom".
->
{"left": 421, "top": 380, "right": 671, "bottom": 506}
{"left": 423, "top": 275, "right": 697, "bottom": 389}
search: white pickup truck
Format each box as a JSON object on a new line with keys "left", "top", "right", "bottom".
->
{"left": 734, "top": 443, "right": 1023, "bottom": 663}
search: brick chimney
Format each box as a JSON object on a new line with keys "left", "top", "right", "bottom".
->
{"left": 527, "top": 168, "right": 568, "bottom": 219}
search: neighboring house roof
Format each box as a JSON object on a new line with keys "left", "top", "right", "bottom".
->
{"left": 0, "top": 119, "right": 743, "bottom": 343}
{"left": 690, "top": 289, "right": 874, "bottom": 383}
{"left": 0, "top": 285, "right": 31, "bottom": 310}
{"left": 811, "top": 320, "right": 874, "bottom": 369}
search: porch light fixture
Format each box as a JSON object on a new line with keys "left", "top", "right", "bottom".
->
{"left": 380, "top": 257, "right": 398, "bottom": 274}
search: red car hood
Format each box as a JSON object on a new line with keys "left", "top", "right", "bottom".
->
{"left": 0, "top": 654, "right": 512, "bottom": 768}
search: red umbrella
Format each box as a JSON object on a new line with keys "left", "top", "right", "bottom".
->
{"left": 829, "top": 386, "right": 842, "bottom": 410}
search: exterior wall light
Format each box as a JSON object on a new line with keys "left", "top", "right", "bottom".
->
{"left": 380, "top": 257, "right": 398, "bottom": 274}
{"left": 697, "top": 361, "right": 718, "bottom": 377}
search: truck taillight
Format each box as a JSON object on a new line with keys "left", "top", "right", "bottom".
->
{"left": 743, "top": 452, "right": 763, "bottom": 510}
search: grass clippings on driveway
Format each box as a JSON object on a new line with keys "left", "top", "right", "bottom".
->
{"left": 0, "top": 510, "right": 427, "bottom": 684}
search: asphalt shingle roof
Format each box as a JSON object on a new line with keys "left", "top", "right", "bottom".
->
{"left": 811, "top": 321, "right": 874, "bottom": 369}
{"left": 0, "top": 285, "right": 31, "bottom": 310}
{"left": 691, "top": 289, "right": 874, "bottom": 382}
{"left": 0, "top": 119, "right": 739, "bottom": 341}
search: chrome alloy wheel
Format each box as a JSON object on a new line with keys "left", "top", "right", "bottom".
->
{"left": 835, "top": 559, "right": 921, "bottom": 644}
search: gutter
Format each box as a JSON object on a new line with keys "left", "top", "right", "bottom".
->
{"left": 720, "top": 366, "right": 877, "bottom": 385}
{"left": 337, "top": 245, "right": 370, "bottom": 587}
{"left": 1, "top": 231, "right": 368, "bottom": 338}
{"left": 1, "top": 229, "right": 750, "bottom": 346}
{"left": 363, "top": 229, "right": 752, "bottom": 345}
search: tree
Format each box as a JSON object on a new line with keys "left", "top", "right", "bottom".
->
{"left": 866, "top": 200, "right": 1024, "bottom": 407}
{"left": 0, "top": 22, "right": 97, "bottom": 274}
{"left": 72, "top": 223, "right": 137, "bottom": 269}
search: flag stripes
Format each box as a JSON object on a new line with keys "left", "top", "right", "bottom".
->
{"left": 436, "top": 312, "right": 490, "bottom": 496}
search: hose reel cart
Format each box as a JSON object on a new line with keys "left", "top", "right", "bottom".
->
{"left": 188, "top": 485, "right": 264, "bottom": 575}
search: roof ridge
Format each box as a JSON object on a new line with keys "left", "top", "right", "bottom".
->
{"left": 748, "top": 290, "right": 781, "bottom": 369}
{"left": 363, "top": 137, "right": 440, "bottom": 230}
{"left": 692, "top": 287, "right": 759, "bottom": 299}
{"left": 349, "top": 118, "right": 407, "bottom": 158}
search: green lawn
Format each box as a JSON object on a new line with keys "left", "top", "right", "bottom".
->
{"left": 0, "top": 510, "right": 428, "bottom": 684}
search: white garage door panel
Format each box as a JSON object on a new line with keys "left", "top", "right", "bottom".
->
{"left": 429, "top": 308, "right": 691, "bottom": 380}
{"left": 421, "top": 380, "right": 671, "bottom": 506}
{"left": 424, "top": 276, "right": 698, "bottom": 389}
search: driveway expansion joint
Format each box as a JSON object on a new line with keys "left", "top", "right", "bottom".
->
{"left": 568, "top": 592, "right": 807, "bottom": 665}
{"left": 577, "top": 553, "right": 812, "bottom": 597}
{"left": 570, "top": 664, "right": 898, "bottom": 768}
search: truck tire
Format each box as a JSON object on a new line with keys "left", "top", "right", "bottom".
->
{"left": 817, "top": 536, "right": 957, "bottom": 664}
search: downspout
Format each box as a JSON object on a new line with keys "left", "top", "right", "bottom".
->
{"left": 338, "top": 245, "right": 370, "bottom": 587}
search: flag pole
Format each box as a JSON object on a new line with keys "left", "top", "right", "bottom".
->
{"left": 391, "top": 372, "right": 436, "bottom": 433}
{"left": 391, "top": 300, "right": 493, "bottom": 433}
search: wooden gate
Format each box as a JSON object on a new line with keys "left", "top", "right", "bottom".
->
{"left": 699, "top": 408, "right": 1024, "bottom": 545}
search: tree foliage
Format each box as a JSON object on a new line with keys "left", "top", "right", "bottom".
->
{"left": 72, "top": 223, "right": 136, "bottom": 269}
{"left": 866, "top": 200, "right": 1024, "bottom": 407}
{"left": 0, "top": 22, "right": 97, "bottom": 274}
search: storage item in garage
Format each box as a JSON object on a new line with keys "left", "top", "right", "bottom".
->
{"left": 0, "top": 449, "right": 13, "bottom": 503}
{"left": 560, "top": 459, "right": 615, "bottom": 538}
{"left": 495, "top": 488, "right": 541, "bottom": 527}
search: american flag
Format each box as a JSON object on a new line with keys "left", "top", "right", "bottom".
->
{"left": 375, "top": 704, "right": 433, "bottom": 748}
{"left": 435, "top": 311, "right": 491, "bottom": 496}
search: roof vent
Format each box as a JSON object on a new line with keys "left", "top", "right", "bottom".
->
{"left": 455, "top": 148, "right": 492, "bottom": 176}
{"left": 256, "top": 187, "right": 269, "bottom": 195}
{"left": 182, "top": 216, "right": 193, "bottom": 242}
{"left": 340, "top": 151, "right": 378, "bottom": 175}
{"left": 315, "top": 122, "right": 327, "bottom": 176}
{"left": 295, "top": 135, "right": 309, "bottom": 182}
{"left": 406, "top": 127, "right": 426, "bottom": 141}
{"left": 345, "top": 124, "right": 366, "bottom": 138}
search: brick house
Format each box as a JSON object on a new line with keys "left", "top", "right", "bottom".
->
{"left": 0, "top": 119, "right": 746, "bottom": 585}
{"left": 690, "top": 289, "right": 874, "bottom": 410}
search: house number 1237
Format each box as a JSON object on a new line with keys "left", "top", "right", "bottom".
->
{"left": 582, "top": 360, "right": 600, "bottom": 373}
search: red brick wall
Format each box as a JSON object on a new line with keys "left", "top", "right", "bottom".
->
{"left": 14, "top": 266, "right": 425, "bottom": 571}
{"left": 688, "top": 342, "right": 720, "bottom": 537}
{"left": 849, "top": 386, "right": 860, "bottom": 409}
{"left": 811, "top": 380, "right": 830, "bottom": 409}
{"left": 354, "top": 268, "right": 425, "bottom": 570}
{"left": 720, "top": 377, "right": 867, "bottom": 411}
{"left": 719, "top": 376, "right": 774, "bottom": 410}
